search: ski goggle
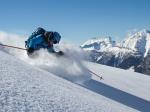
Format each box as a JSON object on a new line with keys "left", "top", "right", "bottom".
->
{"left": 53, "top": 40, "right": 58, "bottom": 44}
{"left": 47, "top": 33, "right": 58, "bottom": 44}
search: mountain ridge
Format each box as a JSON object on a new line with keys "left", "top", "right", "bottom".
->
{"left": 81, "top": 29, "right": 150, "bottom": 75}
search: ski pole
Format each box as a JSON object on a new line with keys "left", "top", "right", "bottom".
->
{"left": 0, "top": 43, "right": 27, "bottom": 51}
{"left": 87, "top": 69, "right": 103, "bottom": 80}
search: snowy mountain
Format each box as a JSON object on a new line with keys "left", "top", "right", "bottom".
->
{"left": 82, "top": 29, "right": 150, "bottom": 57}
{"left": 135, "top": 50, "right": 150, "bottom": 74}
{"left": 81, "top": 36, "right": 115, "bottom": 51}
{"left": 81, "top": 29, "right": 150, "bottom": 74}
{"left": 120, "top": 29, "right": 150, "bottom": 57}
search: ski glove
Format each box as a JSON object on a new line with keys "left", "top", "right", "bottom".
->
{"left": 27, "top": 48, "right": 34, "bottom": 54}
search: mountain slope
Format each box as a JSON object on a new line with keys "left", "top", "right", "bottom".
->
{"left": 81, "top": 36, "right": 115, "bottom": 51}
{"left": 120, "top": 29, "right": 150, "bottom": 57}
{"left": 0, "top": 50, "right": 140, "bottom": 112}
{"left": 81, "top": 29, "right": 150, "bottom": 73}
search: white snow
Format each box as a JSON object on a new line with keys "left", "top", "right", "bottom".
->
{"left": 84, "top": 62, "right": 150, "bottom": 101}
{"left": 120, "top": 29, "right": 150, "bottom": 57}
{"left": 0, "top": 31, "right": 150, "bottom": 112}
{"left": 0, "top": 49, "right": 139, "bottom": 112}
{"left": 83, "top": 62, "right": 150, "bottom": 112}
{"left": 81, "top": 29, "right": 150, "bottom": 57}
{"left": 81, "top": 36, "right": 115, "bottom": 51}
{"left": 105, "top": 46, "right": 136, "bottom": 57}
{"left": 0, "top": 31, "right": 91, "bottom": 82}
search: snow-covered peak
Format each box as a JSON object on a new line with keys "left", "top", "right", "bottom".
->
{"left": 120, "top": 29, "right": 150, "bottom": 57}
{"left": 81, "top": 29, "right": 150, "bottom": 57}
{"left": 81, "top": 36, "right": 115, "bottom": 51}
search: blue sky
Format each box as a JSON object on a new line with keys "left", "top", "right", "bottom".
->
{"left": 0, "top": 0, "right": 150, "bottom": 44}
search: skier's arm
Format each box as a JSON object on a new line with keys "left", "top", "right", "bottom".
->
{"left": 28, "top": 35, "right": 43, "bottom": 49}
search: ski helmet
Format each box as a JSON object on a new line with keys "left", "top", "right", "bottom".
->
{"left": 52, "top": 32, "right": 61, "bottom": 44}
{"left": 36, "top": 27, "right": 46, "bottom": 34}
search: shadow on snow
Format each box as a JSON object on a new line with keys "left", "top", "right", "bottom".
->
{"left": 82, "top": 79, "right": 150, "bottom": 112}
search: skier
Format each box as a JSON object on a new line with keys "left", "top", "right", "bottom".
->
{"left": 25, "top": 27, "right": 63, "bottom": 57}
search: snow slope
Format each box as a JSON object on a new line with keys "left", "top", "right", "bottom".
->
{"left": 81, "top": 30, "right": 150, "bottom": 70}
{"left": 0, "top": 31, "right": 150, "bottom": 112}
{"left": 0, "top": 49, "right": 140, "bottom": 112}
{"left": 84, "top": 62, "right": 150, "bottom": 101}
{"left": 83, "top": 62, "right": 150, "bottom": 112}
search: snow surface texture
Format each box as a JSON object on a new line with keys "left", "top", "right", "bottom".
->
{"left": 83, "top": 62, "right": 150, "bottom": 112}
{"left": 0, "top": 45, "right": 150, "bottom": 112}
{"left": 0, "top": 31, "right": 150, "bottom": 112}
{"left": 0, "top": 44, "right": 143, "bottom": 112}
{"left": 0, "top": 31, "right": 91, "bottom": 83}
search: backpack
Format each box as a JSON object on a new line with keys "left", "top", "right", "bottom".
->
{"left": 25, "top": 27, "right": 46, "bottom": 48}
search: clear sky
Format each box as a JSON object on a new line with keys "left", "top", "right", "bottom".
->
{"left": 0, "top": 0, "right": 150, "bottom": 44}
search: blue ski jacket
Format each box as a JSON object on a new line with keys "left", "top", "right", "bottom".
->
{"left": 27, "top": 34, "right": 55, "bottom": 53}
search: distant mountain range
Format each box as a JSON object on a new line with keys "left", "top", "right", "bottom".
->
{"left": 81, "top": 29, "right": 150, "bottom": 75}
